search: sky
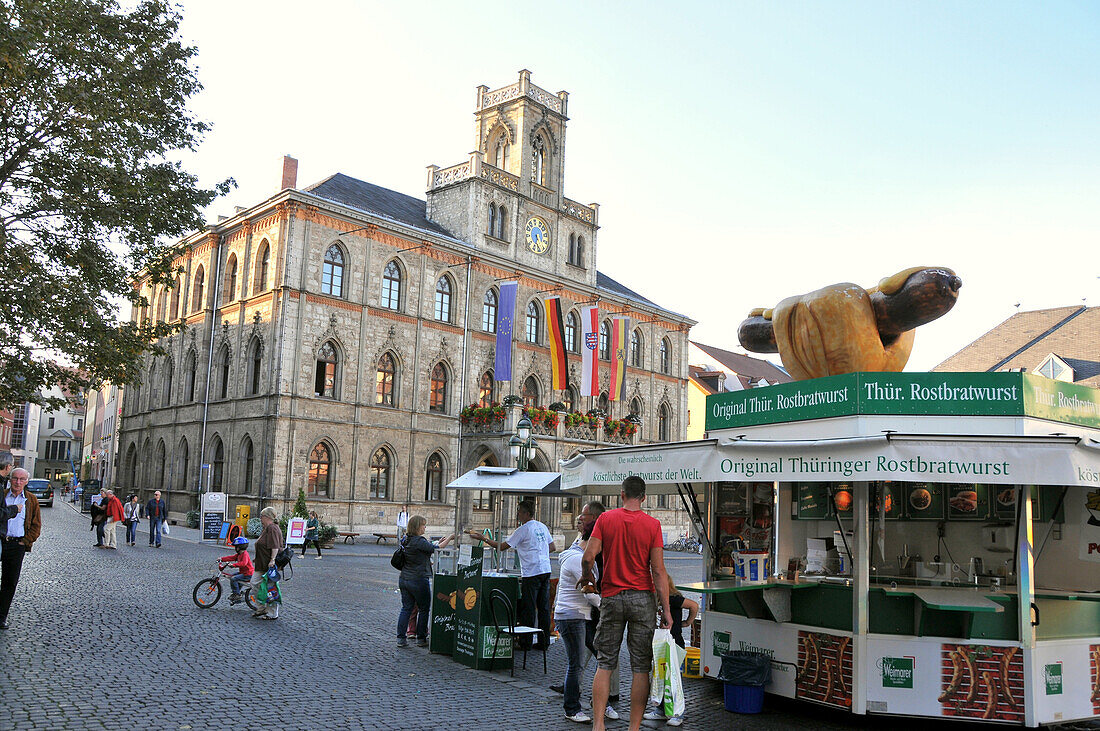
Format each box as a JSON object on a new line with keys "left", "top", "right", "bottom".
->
{"left": 175, "top": 1, "right": 1100, "bottom": 371}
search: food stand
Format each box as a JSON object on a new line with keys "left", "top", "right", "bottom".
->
{"left": 433, "top": 466, "right": 568, "bottom": 671}
{"left": 562, "top": 372, "right": 1100, "bottom": 726}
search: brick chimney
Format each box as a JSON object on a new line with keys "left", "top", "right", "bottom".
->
{"left": 280, "top": 155, "right": 298, "bottom": 190}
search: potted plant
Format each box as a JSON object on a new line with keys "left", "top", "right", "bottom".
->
{"left": 245, "top": 517, "right": 262, "bottom": 538}
{"left": 318, "top": 522, "right": 338, "bottom": 549}
{"left": 185, "top": 509, "right": 200, "bottom": 529}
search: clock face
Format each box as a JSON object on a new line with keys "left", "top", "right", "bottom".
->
{"left": 524, "top": 216, "right": 550, "bottom": 254}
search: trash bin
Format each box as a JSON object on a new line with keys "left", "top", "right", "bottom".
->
{"left": 717, "top": 650, "right": 772, "bottom": 714}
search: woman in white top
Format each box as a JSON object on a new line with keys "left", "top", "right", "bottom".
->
{"left": 555, "top": 517, "right": 604, "bottom": 724}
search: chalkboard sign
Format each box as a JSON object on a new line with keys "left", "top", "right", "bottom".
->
{"left": 202, "top": 514, "right": 224, "bottom": 540}
{"left": 946, "top": 483, "right": 990, "bottom": 520}
{"left": 716, "top": 482, "right": 749, "bottom": 515}
{"left": 795, "top": 483, "right": 831, "bottom": 520}
{"left": 904, "top": 482, "right": 944, "bottom": 520}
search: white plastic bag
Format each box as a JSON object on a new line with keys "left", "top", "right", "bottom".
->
{"left": 648, "top": 628, "right": 687, "bottom": 718}
{"left": 162, "top": 521, "right": 170, "bottom": 536}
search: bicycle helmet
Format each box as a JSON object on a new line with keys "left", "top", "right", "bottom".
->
{"left": 232, "top": 536, "right": 249, "bottom": 548}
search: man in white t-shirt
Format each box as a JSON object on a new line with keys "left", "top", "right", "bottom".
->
{"left": 396, "top": 505, "right": 409, "bottom": 540}
{"left": 467, "top": 499, "right": 556, "bottom": 649}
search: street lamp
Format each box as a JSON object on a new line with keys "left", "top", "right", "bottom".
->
{"left": 510, "top": 415, "right": 537, "bottom": 471}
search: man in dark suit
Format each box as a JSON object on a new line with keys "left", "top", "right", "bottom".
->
{"left": 146, "top": 490, "right": 167, "bottom": 547}
{"left": 1, "top": 468, "right": 42, "bottom": 629}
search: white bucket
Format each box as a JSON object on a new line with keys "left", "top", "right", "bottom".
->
{"left": 734, "top": 550, "right": 771, "bottom": 584}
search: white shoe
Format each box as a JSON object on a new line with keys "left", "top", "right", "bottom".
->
{"left": 315, "top": 555, "right": 322, "bottom": 560}
{"left": 643, "top": 708, "right": 666, "bottom": 721}
{"left": 565, "top": 711, "right": 592, "bottom": 723}
{"left": 666, "top": 715, "right": 683, "bottom": 727}
{"left": 604, "top": 705, "right": 619, "bottom": 720}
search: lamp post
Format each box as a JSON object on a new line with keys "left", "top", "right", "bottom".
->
{"left": 509, "top": 415, "right": 537, "bottom": 471}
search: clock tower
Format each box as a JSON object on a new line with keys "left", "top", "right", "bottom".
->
{"left": 426, "top": 70, "right": 599, "bottom": 288}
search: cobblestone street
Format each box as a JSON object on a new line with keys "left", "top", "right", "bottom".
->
{"left": 5, "top": 502, "right": 1080, "bottom": 731}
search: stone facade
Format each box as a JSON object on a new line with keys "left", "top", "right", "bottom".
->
{"left": 117, "top": 71, "right": 696, "bottom": 537}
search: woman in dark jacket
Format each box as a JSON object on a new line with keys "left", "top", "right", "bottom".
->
{"left": 396, "top": 515, "right": 453, "bottom": 647}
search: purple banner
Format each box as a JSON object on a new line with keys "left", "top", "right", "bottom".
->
{"left": 495, "top": 281, "right": 517, "bottom": 381}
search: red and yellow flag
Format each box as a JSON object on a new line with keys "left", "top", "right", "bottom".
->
{"left": 609, "top": 316, "right": 630, "bottom": 400}
{"left": 544, "top": 296, "right": 568, "bottom": 390}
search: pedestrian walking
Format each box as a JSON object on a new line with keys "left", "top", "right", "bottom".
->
{"left": 90, "top": 488, "right": 107, "bottom": 547}
{"left": 123, "top": 494, "right": 141, "bottom": 546}
{"left": 300, "top": 510, "right": 322, "bottom": 559}
{"left": 396, "top": 505, "right": 409, "bottom": 541}
{"left": 251, "top": 507, "right": 284, "bottom": 620}
{"left": 466, "top": 499, "right": 557, "bottom": 650}
{"left": 146, "top": 490, "right": 166, "bottom": 547}
{"left": 555, "top": 513, "right": 603, "bottom": 723}
{"left": 580, "top": 476, "right": 672, "bottom": 731}
{"left": 396, "top": 516, "right": 454, "bottom": 647}
{"left": 1, "top": 467, "right": 42, "bottom": 630}
{"left": 103, "top": 489, "right": 124, "bottom": 550}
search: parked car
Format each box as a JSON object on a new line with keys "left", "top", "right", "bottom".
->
{"left": 26, "top": 479, "right": 53, "bottom": 507}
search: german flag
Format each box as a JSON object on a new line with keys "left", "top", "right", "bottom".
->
{"left": 544, "top": 296, "right": 568, "bottom": 390}
{"left": 609, "top": 316, "right": 630, "bottom": 400}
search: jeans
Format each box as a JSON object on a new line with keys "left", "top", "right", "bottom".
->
{"left": 230, "top": 573, "right": 249, "bottom": 595}
{"left": 0, "top": 540, "right": 27, "bottom": 622}
{"left": 397, "top": 575, "right": 431, "bottom": 640}
{"left": 557, "top": 618, "right": 587, "bottom": 715}
{"left": 518, "top": 572, "right": 551, "bottom": 650}
{"left": 94, "top": 521, "right": 105, "bottom": 546}
{"left": 149, "top": 517, "right": 162, "bottom": 546}
{"left": 125, "top": 521, "right": 138, "bottom": 544}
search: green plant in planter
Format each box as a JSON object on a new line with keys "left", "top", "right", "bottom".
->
{"left": 318, "top": 523, "right": 338, "bottom": 543}
{"left": 245, "top": 517, "right": 262, "bottom": 538}
{"left": 185, "top": 509, "right": 199, "bottom": 529}
{"left": 293, "top": 487, "right": 309, "bottom": 518}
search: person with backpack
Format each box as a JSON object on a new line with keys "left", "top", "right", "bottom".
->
{"left": 395, "top": 515, "right": 453, "bottom": 647}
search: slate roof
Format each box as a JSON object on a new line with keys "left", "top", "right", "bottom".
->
{"left": 303, "top": 173, "right": 457, "bottom": 239}
{"left": 303, "top": 173, "right": 690, "bottom": 322}
{"left": 690, "top": 341, "right": 792, "bottom": 384}
{"left": 933, "top": 305, "right": 1100, "bottom": 387}
{"left": 689, "top": 366, "right": 725, "bottom": 395}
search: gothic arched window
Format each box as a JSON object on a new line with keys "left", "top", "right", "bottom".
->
{"left": 322, "top": 244, "right": 345, "bottom": 297}
{"left": 660, "top": 338, "right": 671, "bottom": 374}
{"left": 599, "top": 321, "right": 611, "bottom": 360}
{"left": 434, "top": 276, "right": 452, "bottom": 322}
{"left": 376, "top": 352, "right": 397, "bottom": 407}
{"left": 525, "top": 301, "right": 540, "bottom": 344}
{"left": 429, "top": 363, "right": 448, "bottom": 413}
{"left": 381, "top": 260, "right": 402, "bottom": 310}
{"left": 255, "top": 241, "right": 270, "bottom": 293}
{"left": 425, "top": 453, "right": 444, "bottom": 502}
{"left": 192, "top": 266, "right": 204, "bottom": 313}
{"left": 488, "top": 204, "right": 496, "bottom": 236}
{"left": 482, "top": 289, "right": 497, "bottom": 333}
{"left": 532, "top": 134, "right": 547, "bottom": 187}
{"left": 658, "top": 404, "right": 671, "bottom": 442}
{"left": 630, "top": 329, "right": 643, "bottom": 368}
{"left": 225, "top": 255, "right": 237, "bottom": 303}
{"left": 370, "top": 449, "right": 391, "bottom": 500}
{"left": 478, "top": 370, "right": 495, "bottom": 407}
{"left": 565, "top": 311, "right": 578, "bottom": 352}
{"left": 496, "top": 205, "right": 507, "bottom": 239}
{"left": 247, "top": 337, "right": 262, "bottom": 395}
{"left": 216, "top": 344, "right": 230, "bottom": 399}
{"left": 315, "top": 342, "right": 338, "bottom": 398}
{"left": 170, "top": 276, "right": 181, "bottom": 320}
{"left": 211, "top": 436, "right": 225, "bottom": 491}
{"left": 523, "top": 376, "right": 539, "bottom": 407}
{"left": 241, "top": 436, "right": 254, "bottom": 494}
{"left": 308, "top": 442, "right": 331, "bottom": 497}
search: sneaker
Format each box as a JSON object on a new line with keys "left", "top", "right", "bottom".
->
{"left": 251, "top": 607, "right": 267, "bottom": 617}
{"left": 416, "top": 638, "right": 429, "bottom": 647}
{"left": 550, "top": 684, "right": 564, "bottom": 694}
{"left": 604, "top": 705, "right": 620, "bottom": 720}
{"left": 666, "top": 715, "right": 683, "bottom": 727}
{"left": 397, "top": 638, "right": 409, "bottom": 648}
{"left": 643, "top": 708, "right": 666, "bottom": 721}
{"left": 564, "top": 711, "right": 591, "bottom": 723}
{"left": 315, "top": 555, "right": 322, "bottom": 560}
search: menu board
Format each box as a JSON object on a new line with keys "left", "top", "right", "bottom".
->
{"left": 796, "top": 482, "right": 831, "bottom": 520}
{"left": 430, "top": 574, "right": 457, "bottom": 655}
{"left": 716, "top": 482, "right": 749, "bottom": 515}
{"left": 202, "top": 513, "right": 224, "bottom": 540}
{"left": 872, "top": 482, "right": 903, "bottom": 520}
{"left": 946, "top": 483, "right": 990, "bottom": 520}
{"left": 904, "top": 482, "right": 945, "bottom": 520}
{"left": 453, "top": 547, "right": 484, "bottom": 668}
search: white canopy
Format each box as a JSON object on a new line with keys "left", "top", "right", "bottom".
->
{"left": 447, "top": 466, "right": 570, "bottom": 496}
{"left": 561, "top": 434, "right": 1100, "bottom": 492}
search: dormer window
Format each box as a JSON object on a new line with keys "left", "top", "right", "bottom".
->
{"left": 1036, "top": 354, "right": 1073, "bottom": 382}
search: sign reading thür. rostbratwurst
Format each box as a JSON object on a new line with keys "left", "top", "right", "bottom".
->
{"left": 706, "top": 372, "right": 1100, "bottom": 431}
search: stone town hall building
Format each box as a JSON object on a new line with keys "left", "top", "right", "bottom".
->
{"left": 118, "top": 71, "right": 695, "bottom": 535}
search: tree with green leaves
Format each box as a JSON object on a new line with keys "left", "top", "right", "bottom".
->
{"left": 0, "top": 0, "right": 231, "bottom": 411}
{"left": 293, "top": 487, "right": 308, "bottom": 518}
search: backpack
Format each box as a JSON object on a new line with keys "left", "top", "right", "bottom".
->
{"left": 390, "top": 537, "right": 407, "bottom": 570}
{"left": 275, "top": 546, "right": 294, "bottom": 578}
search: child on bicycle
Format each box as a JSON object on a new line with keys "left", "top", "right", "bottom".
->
{"left": 220, "top": 536, "right": 254, "bottom": 603}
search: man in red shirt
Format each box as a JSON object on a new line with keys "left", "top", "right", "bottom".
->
{"left": 580, "top": 476, "right": 671, "bottom": 731}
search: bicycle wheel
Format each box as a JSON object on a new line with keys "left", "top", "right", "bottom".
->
{"left": 192, "top": 578, "right": 222, "bottom": 608}
{"left": 244, "top": 587, "right": 258, "bottom": 610}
